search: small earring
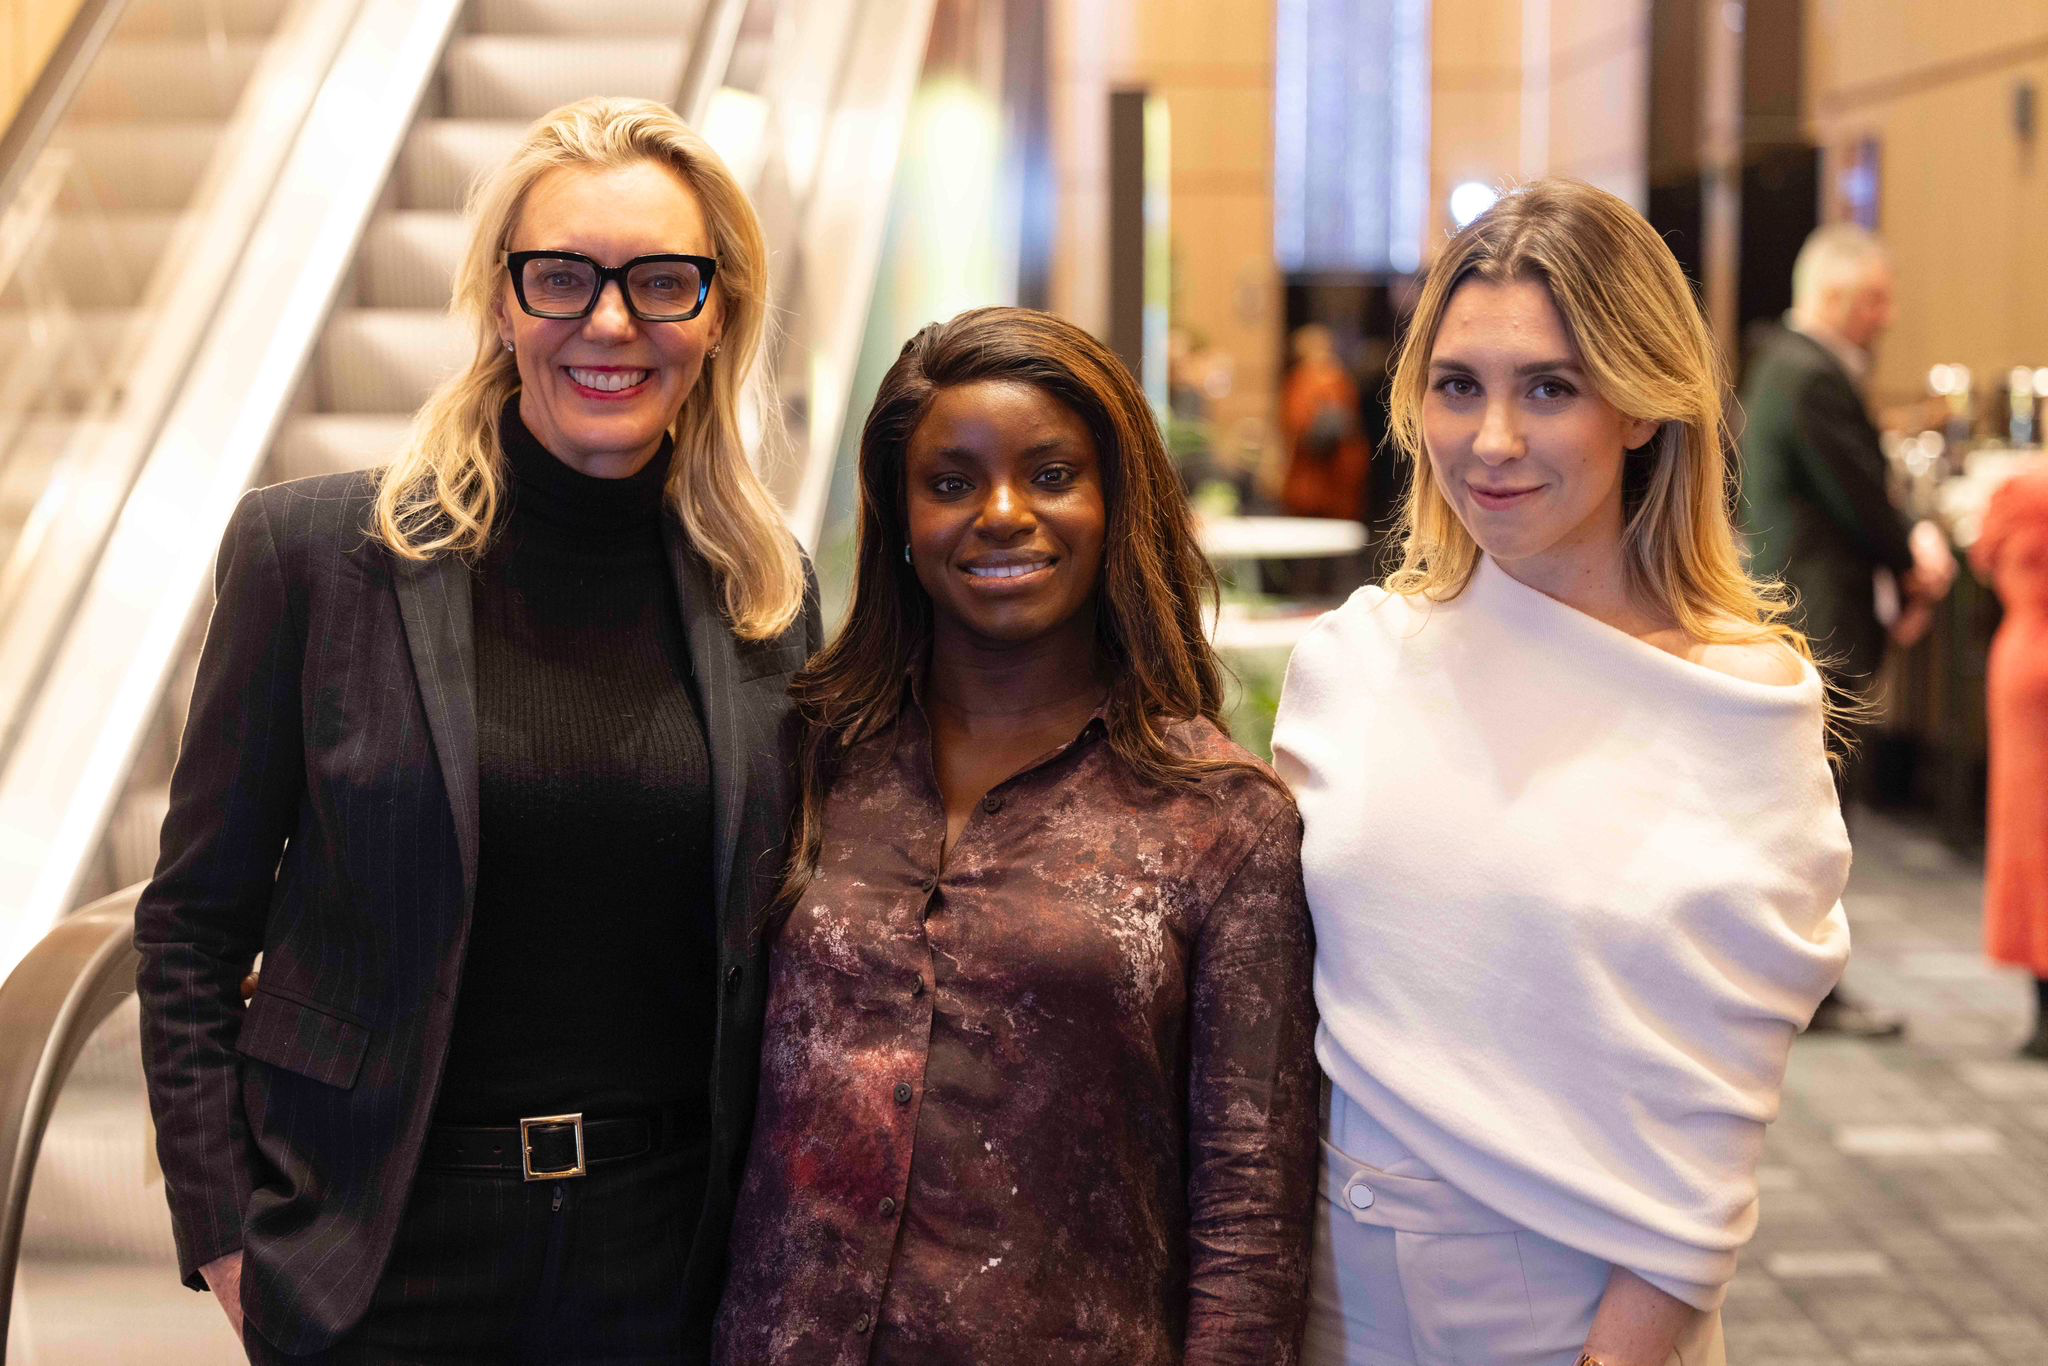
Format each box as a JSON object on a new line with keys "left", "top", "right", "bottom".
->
{"left": 503, "top": 340, "right": 514, "bottom": 353}
{"left": 708, "top": 344, "right": 722, "bottom": 359}
{"left": 902, "top": 545, "right": 912, "bottom": 565}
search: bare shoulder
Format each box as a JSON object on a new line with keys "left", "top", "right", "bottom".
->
{"left": 1681, "top": 635, "right": 1807, "bottom": 686}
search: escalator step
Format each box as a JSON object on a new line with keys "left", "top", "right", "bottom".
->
{"left": 318, "top": 310, "right": 471, "bottom": 413}
{"left": 397, "top": 119, "right": 528, "bottom": 211}
{"left": 23, "top": 1090, "right": 177, "bottom": 1262}
{"left": 469, "top": 0, "right": 706, "bottom": 34}
{"left": 17, "top": 1001, "right": 174, "bottom": 1263}
{"left": 271, "top": 413, "right": 415, "bottom": 482}
{"left": 360, "top": 212, "right": 468, "bottom": 308}
{"left": 443, "top": 37, "right": 688, "bottom": 120}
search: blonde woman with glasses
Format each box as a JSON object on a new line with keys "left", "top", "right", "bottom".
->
{"left": 136, "top": 96, "right": 816, "bottom": 1363}
{"left": 1274, "top": 180, "right": 1851, "bottom": 1366}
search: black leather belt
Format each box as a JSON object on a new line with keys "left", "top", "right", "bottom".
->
{"left": 422, "top": 1111, "right": 674, "bottom": 1181}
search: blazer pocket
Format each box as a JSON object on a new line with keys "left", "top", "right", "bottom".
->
{"left": 235, "top": 986, "right": 370, "bottom": 1089}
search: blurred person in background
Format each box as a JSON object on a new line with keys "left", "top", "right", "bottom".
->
{"left": 1280, "top": 323, "right": 1373, "bottom": 596}
{"left": 715, "top": 307, "right": 1318, "bottom": 1364}
{"left": 1739, "top": 222, "right": 1956, "bottom": 1038}
{"left": 1971, "top": 468, "right": 2048, "bottom": 1059}
{"left": 1277, "top": 180, "right": 1849, "bottom": 1366}
{"left": 1281, "top": 323, "right": 1372, "bottom": 523}
{"left": 135, "top": 97, "right": 815, "bottom": 1363}
{"left": 1166, "top": 324, "right": 1244, "bottom": 512}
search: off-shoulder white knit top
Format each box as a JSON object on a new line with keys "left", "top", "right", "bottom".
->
{"left": 1272, "top": 556, "right": 1851, "bottom": 1309}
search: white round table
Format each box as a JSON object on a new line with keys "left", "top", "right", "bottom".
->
{"left": 1198, "top": 515, "right": 1367, "bottom": 561}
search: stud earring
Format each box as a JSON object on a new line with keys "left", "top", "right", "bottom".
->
{"left": 902, "top": 545, "right": 912, "bottom": 565}
{"left": 708, "top": 344, "right": 722, "bottom": 359}
{"left": 503, "top": 340, "right": 514, "bottom": 353}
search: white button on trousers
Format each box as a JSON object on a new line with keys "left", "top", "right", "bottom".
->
{"left": 1302, "top": 1091, "right": 1727, "bottom": 1366}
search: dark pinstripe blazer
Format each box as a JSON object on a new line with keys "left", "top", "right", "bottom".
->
{"left": 135, "top": 470, "right": 818, "bottom": 1356}
{"left": 1738, "top": 325, "right": 1915, "bottom": 683}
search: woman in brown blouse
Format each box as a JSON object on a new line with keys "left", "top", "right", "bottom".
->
{"left": 714, "top": 306, "right": 1318, "bottom": 1364}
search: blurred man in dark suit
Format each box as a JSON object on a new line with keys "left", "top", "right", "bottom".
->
{"left": 1741, "top": 222, "right": 1956, "bottom": 1038}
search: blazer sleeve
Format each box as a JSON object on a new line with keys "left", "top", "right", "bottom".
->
{"left": 1790, "top": 370, "right": 1916, "bottom": 576}
{"left": 1184, "top": 801, "right": 1319, "bottom": 1365}
{"left": 135, "top": 488, "right": 307, "bottom": 1289}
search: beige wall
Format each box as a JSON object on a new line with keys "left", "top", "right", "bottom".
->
{"left": 1429, "top": 0, "right": 1648, "bottom": 246}
{"left": 1805, "top": 0, "right": 2048, "bottom": 407}
{"left": 1045, "top": 0, "right": 1655, "bottom": 438}
{"left": 1048, "top": 0, "right": 1280, "bottom": 438}
{"left": 2, "top": 0, "right": 87, "bottom": 132}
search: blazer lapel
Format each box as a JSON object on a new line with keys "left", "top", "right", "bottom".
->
{"left": 666, "top": 519, "right": 748, "bottom": 939}
{"left": 393, "top": 553, "right": 480, "bottom": 899}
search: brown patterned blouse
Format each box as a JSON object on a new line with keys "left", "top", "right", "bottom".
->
{"left": 713, "top": 699, "right": 1318, "bottom": 1366}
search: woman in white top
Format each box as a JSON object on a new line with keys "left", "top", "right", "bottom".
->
{"left": 1273, "top": 179, "right": 1852, "bottom": 1366}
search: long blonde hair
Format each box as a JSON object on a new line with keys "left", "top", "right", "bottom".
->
{"left": 1386, "top": 177, "right": 1807, "bottom": 659}
{"left": 372, "top": 95, "right": 803, "bottom": 640}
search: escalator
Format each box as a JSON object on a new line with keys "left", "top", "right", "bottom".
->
{"left": 0, "top": 0, "right": 936, "bottom": 1354}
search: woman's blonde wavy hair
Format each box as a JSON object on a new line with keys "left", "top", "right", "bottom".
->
{"left": 371, "top": 95, "right": 803, "bottom": 641}
{"left": 1387, "top": 177, "right": 1809, "bottom": 662}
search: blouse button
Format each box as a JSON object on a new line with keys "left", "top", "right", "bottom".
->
{"left": 854, "top": 1313, "right": 873, "bottom": 1334}
{"left": 1348, "top": 1183, "right": 1375, "bottom": 1210}
{"left": 911, "top": 976, "right": 926, "bottom": 998}
{"left": 894, "top": 1081, "right": 914, "bottom": 1105}
{"left": 879, "top": 1195, "right": 897, "bottom": 1217}
{"left": 920, "top": 875, "right": 938, "bottom": 895}
{"left": 981, "top": 794, "right": 1002, "bottom": 814}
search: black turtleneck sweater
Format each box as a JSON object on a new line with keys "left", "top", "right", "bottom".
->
{"left": 435, "top": 407, "right": 716, "bottom": 1145}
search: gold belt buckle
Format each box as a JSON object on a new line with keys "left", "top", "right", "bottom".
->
{"left": 519, "top": 1112, "right": 587, "bottom": 1181}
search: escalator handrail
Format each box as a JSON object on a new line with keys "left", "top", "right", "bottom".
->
{"left": 0, "top": 881, "right": 143, "bottom": 1354}
{"left": 0, "top": 0, "right": 130, "bottom": 220}
{"left": 676, "top": 0, "right": 750, "bottom": 127}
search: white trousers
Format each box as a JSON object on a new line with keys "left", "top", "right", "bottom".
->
{"left": 1302, "top": 1089, "right": 1726, "bottom": 1366}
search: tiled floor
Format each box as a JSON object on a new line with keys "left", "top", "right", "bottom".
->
{"left": 1728, "top": 811, "right": 2048, "bottom": 1365}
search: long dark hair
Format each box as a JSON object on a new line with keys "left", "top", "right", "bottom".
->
{"left": 774, "top": 306, "right": 1263, "bottom": 924}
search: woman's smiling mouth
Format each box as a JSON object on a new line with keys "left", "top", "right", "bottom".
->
{"left": 962, "top": 554, "right": 1056, "bottom": 584}
{"left": 1467, "top": 482, "right": 1543, "bottom": 510}
{"left": 565, "top": 366, "right": 651, "bottom": 398}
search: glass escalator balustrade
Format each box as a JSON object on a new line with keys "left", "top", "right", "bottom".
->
{"left": 0, "top": 0, "right": 293, "bottom": 655}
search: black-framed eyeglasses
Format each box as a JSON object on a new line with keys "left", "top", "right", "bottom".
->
{"left": 504, "top": 251, "right": 718, "bottom": 322}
